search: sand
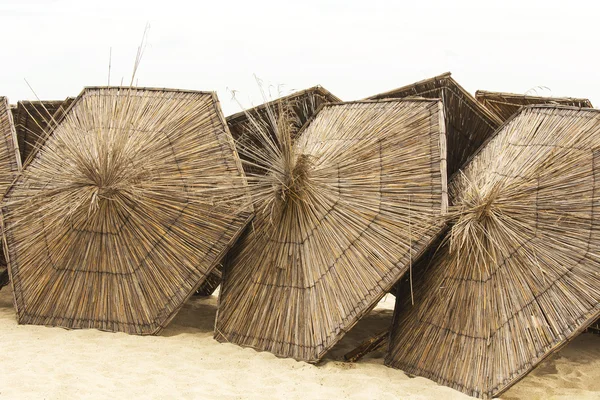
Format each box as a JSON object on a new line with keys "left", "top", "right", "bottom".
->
{"left": 0, "top": 287, "right": 598, "bottom": 400}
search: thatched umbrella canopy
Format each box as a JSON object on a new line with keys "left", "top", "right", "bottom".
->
{"left": 2, "top": 86, "right": 252, "bottom": 334}
{"left": 11, "top": 98, "right": 74, "bottom": 165}
{"left": 215, "top": 98, "right": 448, "bottom": 362}
{"left": 196, "top": 86, "right": 341, "bottom": 297}
{"left": 386, "top": 105, "right": 600, "bottom": 399}
{"left": 0, "top": 97, "right": 22, "bottom": 290}
{"left": 475, "top": 90, "right": 593, "bottom": 122}
{"left": 367, "top": 72, "right": 502, "bottom": 177}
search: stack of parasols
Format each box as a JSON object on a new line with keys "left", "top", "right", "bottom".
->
{"left": 0, "top": 73, "right": 598, "bottom": 399}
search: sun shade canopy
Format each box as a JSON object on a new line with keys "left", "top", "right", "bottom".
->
{"left": 386, "top": 105, "right": 600, "bottom": 399}
{"left": 216, "top": 99, "right": 447, "bottom": 362}
{"left": 3, "top": 87, "right": 252, "bottom": 334}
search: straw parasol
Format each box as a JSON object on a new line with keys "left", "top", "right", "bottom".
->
{"left": 475, "top": 90, "right": 593, "bottom": 122}
{"left": 196, "top": 86, "right": 341, "bottom": 296}
{"left": 367, "top": 72, "right": 502, "bottom": 177}
{"left": 11, "top": 98, "right": 74, "bottom": 165}
{"left": 386, "top": 105, "right": 600, "bottom": 399}
{"left": 215, "top": 98, "right": 448, "bottom": 362}
{"left": 2, "top": 86, "right": 253, "bottom": 334}
{"left": 0, "top": 97, "right": 22, "bottom": 290}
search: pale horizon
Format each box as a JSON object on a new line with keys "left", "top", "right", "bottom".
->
{"left": 2, "top": 0, "right": 599, "bottom": 116}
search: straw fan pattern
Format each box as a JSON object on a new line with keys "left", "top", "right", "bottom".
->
{"left": 196, "top": 86, "right": 341, "bottom": 296}
{"left": 0, "top": 97, "right": 22, "bottom": 290}
{"left": 216, "top": 99, "right": 447, "bottom": 362}
{"left": 2, "top": 87, "right": 252, "bottom": 334}
{"left": 11, "top": 98, "right": 74, "bottom": 165}
{"left": 475, "top": 90, "right": 593, "bottom": 122}
{"left": 386, "top": 105, "right": 600, "bottom": 399}
{"left": 367, "top": 72, "right": 501, "bottom": 176}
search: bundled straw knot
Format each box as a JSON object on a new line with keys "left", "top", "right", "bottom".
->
{"left": 465, "top": 188, "right": 500, "bottom": 222}
{"left": 80, "top": 162, "right": 142, "bottom": 214}
{"left": 277, "top": 153, "right": 313, "bottom": 204}
{"left": 447, "top": 182, "right": 508, "bottom": 274}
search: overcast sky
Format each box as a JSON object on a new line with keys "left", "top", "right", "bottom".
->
{"left": 1, "top": 0, "right": 598, "bottom": 115}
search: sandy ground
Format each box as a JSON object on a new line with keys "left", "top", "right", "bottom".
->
{"left": 0, "top": 287, "right": 598, "bottom": 400}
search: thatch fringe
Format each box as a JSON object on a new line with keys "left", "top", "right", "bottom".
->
{"left": 475, "top": 90, "right": 593, "bottom": 122}
{"left": 386, "top": 105, "right": 600, "bottom": 399}
{"left": 367, "top": 72, "right": 502, "bottom": 177}
{"left": 3, "top": 86, "right": 253, "bottom": 334}
{"left": 215, "top": 98, "right": 447, "bottom": 362}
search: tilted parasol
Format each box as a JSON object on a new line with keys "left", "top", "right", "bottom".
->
{"left": 386, "top": 105, "right": 600, "bottom": 398}
{"left": 215, "top": 98, "right": 447, "bottom": 362}
{"left": 3, "top": 87, "right": 252, "bottom": 334}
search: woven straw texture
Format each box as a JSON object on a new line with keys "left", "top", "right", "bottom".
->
{"left": 196, "top": 86, "right": 341, "bottom": 296}
{"left": 367, "top": 72, "right": 502, "bottom": 176}
{"left": 216, "top": 99, "right": 447, "bottom": 362}
{"left": 475, "top": 90, "right": 593, "bottom": 122}
{"left": 3, "top": 87, "right": 252, "bottom": 334}
{"left": 386, "top": 105, "right": 600, "bottom": 399}
{"left": 0, "top": 97, "right": 22, "bottom": 290}
{"left": 227, "top": 86, "right": 341, "bottom": 156}
{"left": 11, "top": 98, "right": 74, "bottom": 165}
{"left": 195, "top": 266, "right": 222, "bottom": 296}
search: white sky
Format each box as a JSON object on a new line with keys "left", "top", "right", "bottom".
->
{"left": 1, "top": 0, "right": 599, "bottom": 115}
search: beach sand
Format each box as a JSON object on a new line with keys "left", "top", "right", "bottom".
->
{"left": 0, "top": 287, "right": 597, "bottom": 399}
